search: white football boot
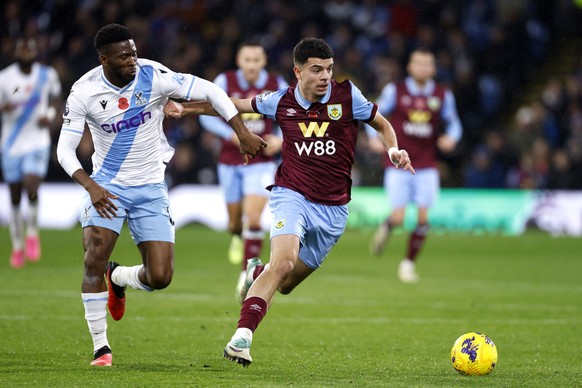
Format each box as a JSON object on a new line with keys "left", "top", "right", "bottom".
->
{"left": 398, "top": 259, "right": 419, "bottom": 283}
{"left": 224, "top": 328, "right": 253, "bottom": 366}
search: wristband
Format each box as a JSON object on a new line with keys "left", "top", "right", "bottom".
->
{"left": 388, "top": 147, "right": 399, "bottom": 165}
{"left": 46, "top": 106, "right": 57, "bottom": 121}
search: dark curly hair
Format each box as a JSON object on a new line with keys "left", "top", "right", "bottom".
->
{"left": 94, "top": 23, "right": 133, "bottom": 52}
{"left": 292, "top": 38, "right": 334, "bottom": 66}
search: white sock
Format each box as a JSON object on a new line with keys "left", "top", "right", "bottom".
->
{"left": 27, "top": 201, "right": 39, "bottom": 237}
{"left": 9, "top": 205, "right": 24, "bottom": 251}
{"left": 111, "top": 265, "right": 153, "bottom": 291}
{"left": 82, "top": 292, "right": 110, "bottom": 353}
{"left": 234, "top": 327, "right": 253, "bottom": 341}
{"left": 242, "top": 228, "right": 264, "bottom": 240}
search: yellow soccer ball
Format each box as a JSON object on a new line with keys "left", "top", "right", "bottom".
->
{"left": 451, "top": 332, "right": 498, "bottom": 375}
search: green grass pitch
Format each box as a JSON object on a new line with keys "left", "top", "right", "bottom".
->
{"left": 0, "top": 225, "right": 580, "bottom": 387}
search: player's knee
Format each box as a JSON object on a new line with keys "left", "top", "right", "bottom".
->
{"left": 278, "top": 282, "right": 296, "bottom": 295}
{"left": 270, "top": 258, "right": 294, "bottom": 282}
{"left": 228, "top": 222, "right": 242, "bottom": 236}
{"left": 146, "top": 267, "right": 173, "bottom": 290}
{"left": 83, "top": 250, "right": 106, "bottom": 273}
{"left": 390, "top": 215, "right": 404, "bottom": 226}
{"left": 246, "top": 214, "right": 261, "bottom": 229}
{"left": 83, "top": 256, "right": 107, "bottom": 286}
{"left": 27, "top": 191, "right": 38, "bottom": 202}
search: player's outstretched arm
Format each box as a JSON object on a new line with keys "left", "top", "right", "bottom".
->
{"left": 164, "top": 93, "right": 265, "bottom": 164}
{"left": 369, "top": 112, "right": 415, "bottom": 175}
{"left": 164, "top": 100, "right": 213, "bottom": 118}
{"left": 164, "top": 97, "right": 254, "bottom": 118}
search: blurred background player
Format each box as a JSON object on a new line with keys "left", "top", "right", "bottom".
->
{"left": 198, "top": 41, "right": 287, "bottom": 295}
{"left": 0, "top": 36, "right": 61, "bottom": 268}
{"left": 368, "top": 47, "right": 462, "bottom": 283}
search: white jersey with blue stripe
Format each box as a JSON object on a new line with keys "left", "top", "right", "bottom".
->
{"left": 0, "top": 62, "right": 61, "bottom": 156}
{"left": 60, "top": 58, "right": 197, "bottom": 186}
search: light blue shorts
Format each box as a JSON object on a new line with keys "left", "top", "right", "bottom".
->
{"left": 385, "top": 167, "right": 439, "bottom": 209}
{"left": 269, "top": 186, "right": 348, "bottom": 269}
{"left": 79, "top": 181, "right": 175, "bottom": 244}
{"left": 218, "top": 162, "right": 276, "bottom": 204}
{"left": 1, "top": 147, "right": 50, "bottom": 183}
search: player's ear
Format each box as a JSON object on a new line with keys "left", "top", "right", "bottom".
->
{"left": 293, "top": 65, "right": 301, "bottom": 80}
{"left": 98, "top": 54, "right": 108, "bottom": 66}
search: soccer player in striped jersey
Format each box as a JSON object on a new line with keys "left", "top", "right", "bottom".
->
{"left": 165, "top": 38, "right": 414, "bottom": 366}
{"left": 0, "top": 37, "right": 61, "bottom": 268}
{"left": 198, "top": 41, "right": 288, "bottom": 299}
{"left": 368, "top": 48, "right": 462, "bottom": 283}
{"left": 56, "top": 24, "right": 266, "bottom": 366}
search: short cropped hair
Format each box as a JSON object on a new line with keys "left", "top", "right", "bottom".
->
{"left": 94, "top": 23, "right": 133, "bottom": 52}
{"left": 238, "top": 39, "right": 264, "bottom": 51}
{"left": 293, "top": 38, "right": 334, "bottom": 66}
{"left": 410, "top": 47, "right": 434, "bottom": 56}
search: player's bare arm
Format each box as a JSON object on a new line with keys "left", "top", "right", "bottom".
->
{"left": 165, "top": 97, "right": 254, "bottom": 118}
{"left": 227, "top": 113, "right": 267, "bottom": 164}
{"left": 164, "top": 98, "right": 266, "bottom": 164}
{"left": 369, "top": 112, "right": 415, "bottom": 174}
{"left": 163, "top": 99, "right": 209, "bottom": 117}
{"left": 71, "top": 169, "right": 119, "bottom": 220}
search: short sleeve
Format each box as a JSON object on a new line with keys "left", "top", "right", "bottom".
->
{"left": 252, "top": 89, "right": 286, "bottom": 119}
{"left": 376, "top": 83, "right": 397, "bottom": 116}
{"left": 350, "top": 82, "right": 377, "bottom": 122}
{"left": 151, "top": 62, "right": 198, "bottom": 101}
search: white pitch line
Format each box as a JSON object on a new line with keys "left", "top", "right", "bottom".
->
{"left": 0, "top": 289, "right": 580, "bottom": 312}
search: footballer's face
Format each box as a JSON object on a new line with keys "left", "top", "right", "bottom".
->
{"left": 407, "top": 51, "right": 436, "bottom": 84}
{"left": 236, "top": 45, "right": 267, "bottom": 84}
{"left": 15, "top": 38, "right": 37, "bottom": 68}
{"left": 294, "top": 57, "right": 333, "bottom": 103}
{"left": 100, "top": 39, "right": 138, "bottom": 87}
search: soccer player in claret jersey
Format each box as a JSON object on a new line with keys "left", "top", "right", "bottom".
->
{"left": 0, "top": 37, "right": 61, "bottom": 268}
{"left": 56, "top": 23, "right": 266, "bottom": 367}
{"left": 198, "top": 41, "right": 287, "bottom": 298}
{"left": 165, "top": 38, "right": 414, "bottom": 366}
{"left": 368, "top": 48, "right": 462, "bottom": 283}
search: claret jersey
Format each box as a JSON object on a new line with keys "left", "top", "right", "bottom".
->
{"left": 60, "top": 58, "right": 199, "bottom": 186}
{"left": 377, "top": 77, "right": 461, "bottom": 169}
{"left": 220, "top": 69, "right": 285, "bottom": 165}
{"left": 252, "top": 80, "right": 377, "bottom": 206}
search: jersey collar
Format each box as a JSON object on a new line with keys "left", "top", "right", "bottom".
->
{"left": 236, "top": 69, "right": 269, "bottom": 90}
{"left": 293, "top": 82, "right": 332, "bottom": 110}
{"left": 100, "top": 64, "right": 138, "bottom": 93}
{"left": 405, "top": 77, "right": 435, "bottom": 96}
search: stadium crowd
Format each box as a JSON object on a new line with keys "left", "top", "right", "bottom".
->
{"left": 1, "top": 0, "right": 582, "bottom": 189}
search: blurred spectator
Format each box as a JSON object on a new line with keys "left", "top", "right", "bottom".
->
{"left": 463, "top": 130, "right": 513, "bottom": 188}
{"left": 547, "top": 148, "right": 575, "bottom": 189}
{"left": 463, "top": 145, "right": 497, "bottom": 188}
